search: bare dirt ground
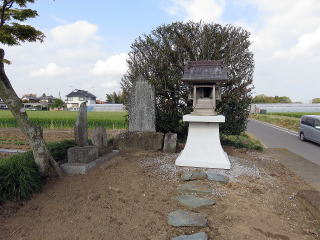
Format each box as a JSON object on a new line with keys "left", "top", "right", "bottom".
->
{"left": 0, "top": 128, "right": 124, "bottom": 150}
{"left": 1, "top": 146, "right": 320, "bottom": 240}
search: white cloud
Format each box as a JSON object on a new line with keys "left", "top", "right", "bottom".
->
{"left": 246, "top": 0, "right": 320, "bottom": 101}
{"left": 274, "top": 28, "right": 320, "bottom": 59}
{"left": 91, "top": 53, "right": 128, "bottom": 76}
{"left": 30, "top": 63, "right": 71, "bottom": 77}
{"left": 5, "top": 20, "right": 122, "bottom": 100}
{"left": 166, "top": 0, "right": 225, "bottom": 23}
{"left": 51, "top": 20, "right": 99, "bottom": 46}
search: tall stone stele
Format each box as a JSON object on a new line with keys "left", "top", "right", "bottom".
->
{"left": 67, "top": 102, "right": 98, "bottom": 164}
{"left": 128, "top": 75, "right": 156, "bottom": 132}
{"left": 74, "top": 102, "right": 89, "bottom": 146}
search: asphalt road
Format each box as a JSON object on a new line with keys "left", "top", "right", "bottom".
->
{"left": 247, "top": 119, "right": 320, "bottom": 166}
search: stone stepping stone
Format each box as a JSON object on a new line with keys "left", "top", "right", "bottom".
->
{"left": 172, "top": 232, "right": 208, "bottom": 240}
{"left": 174, "top": 195, "right": 215, "bottom": 209}
{"left": 206, "top": 172, "right": 229, "bottom": 184}
{"left": 168, "top": 210, "right": 207, "bottom": 227}
{"left": 181, "top": 171, "right": 207, "bottom": 181}
{"left": 177, "top": 183, "right": 212, "bottom": 194}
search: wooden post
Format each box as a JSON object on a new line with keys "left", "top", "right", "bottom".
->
{"left": 193, "top": 85, "right": 197, "bottom": 108}
{"left": 212, "top": 84, "right": 216, "bottom": 113}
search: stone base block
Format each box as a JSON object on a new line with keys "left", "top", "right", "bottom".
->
{"left": 62, "top": 150, "right": 119, "bottom": 174}
{"left": 114, "top": 131, "right": 164, "bottom": 151}
{"left": 67, "top": 146, "right": 99, "bottom": 163}
{"left": 97, "top": 146, "right": 113, "bottom": 157}
{"left": 176, "top": 114, "right": 230, "bottom": 169}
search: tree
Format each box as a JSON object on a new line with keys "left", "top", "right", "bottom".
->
{"left": 50, "top": 98, "right": 65, "bottom": 109}
{"left": 252, "top": 94, "right": 292, "bottom": 103}
{"left": 0, "top": 0, "right": 62, "bottom": 177}
{"left": 312, "top": 98, "right": 320, "bottom": 104}
{"left": 106, "top": 91, "right": 124, "bottom": 104}
{"left": 121, "top": 22, "right": 254, "bottom": 136}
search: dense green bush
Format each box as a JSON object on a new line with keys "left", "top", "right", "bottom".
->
{"left": 0, "top": 152, "right": 42, "bottom": 203}
{"left": 220, "top": 133, "right": 263, "bottom": 151}
{"left": 122, "top": 21, "right": 254, "bottom": 136}
{"left": 0, "top": 139, "right": 77, "bottom": 203}
{"left": 47, "top": 140, "right": 76, "bottom": 163}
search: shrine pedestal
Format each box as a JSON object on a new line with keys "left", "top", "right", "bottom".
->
{"left": 175, "top": 114, "right": 230, "bottom": 169}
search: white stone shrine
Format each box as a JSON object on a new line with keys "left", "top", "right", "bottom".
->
{"left": 175, "top": 61, "right": 231, "bottom": 169}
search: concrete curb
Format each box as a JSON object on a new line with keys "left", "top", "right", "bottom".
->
{"left": 61, "top": 150, "right": 120, "bottom": 174}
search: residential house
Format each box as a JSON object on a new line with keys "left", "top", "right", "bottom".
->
{"left": 21, "top": 95, "right": 39, "bottom": 103}
{"left": 0, "top": 98, "right": 8, "bottom": 109}
{"left": 39, "top": 95, "right": 57, "bottom": 104}
{"left": 66, "top": 89, "right": 97, "bottom": 111}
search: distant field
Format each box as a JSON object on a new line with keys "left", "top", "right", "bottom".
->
{"left": 267, "top": 112, "right": 320, "bottom": 118}
{"left": 0, "top": 110, "right": 128, "bottom": 129}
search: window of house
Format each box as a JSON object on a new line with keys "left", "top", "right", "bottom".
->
{"left": 68, "top": 97, "right": 73, "bottom": 101}
{"left": 79, "top": 97, "right": 85, "bottom": 101}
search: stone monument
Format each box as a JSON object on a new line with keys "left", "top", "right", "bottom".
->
{"left": 175, "top": 61, "right": 231, "bottom": 169}
{"left": 67, "top": 102, "right": 98, "bottom": 163}
{"left": 128, "top": 75, "right": 156, "bottom": 132}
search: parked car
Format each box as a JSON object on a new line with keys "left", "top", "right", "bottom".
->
{"left": 299, "top": 115, "right": 320, "bottom": 144}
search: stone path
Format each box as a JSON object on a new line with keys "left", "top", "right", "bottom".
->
{"left": 172, "top": 232, "right": 208, "bottom": 240}
{"left": 169, "top": 170, "right": 230, "bottom": 239}
{"left": 173, "top": 195, "right": 215, "bottom": 209}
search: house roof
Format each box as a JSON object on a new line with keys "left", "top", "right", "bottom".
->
{"left": 66, "top": 89, "right": 96, "bottom": 98}
{"left": 182, "top": 60, "right": 229, "bottom": 84}
{"left": 39, "top": 95, "right": 57, "bottom": 100}
{"left": 22, "top": 96, "right": 39, "bottom": 100}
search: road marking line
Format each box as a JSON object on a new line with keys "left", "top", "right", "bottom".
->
{"left": 249, "top": 119, "right": 299, "bottom": 137}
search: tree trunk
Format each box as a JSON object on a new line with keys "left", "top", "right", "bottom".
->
{"left": 0, "top": 48, "right": 62, "bottom": 177}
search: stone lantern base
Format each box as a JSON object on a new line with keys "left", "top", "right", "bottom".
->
{"left": 175, "top": 114, "right": 230, "bottom": 169}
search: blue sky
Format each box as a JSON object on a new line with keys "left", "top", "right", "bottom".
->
{"left": 3, "top": 0, "right": 320, "bottom": 102}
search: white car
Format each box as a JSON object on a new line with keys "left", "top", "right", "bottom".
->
{"left": 299, "top": 115, "right": 320, "bottom": 144}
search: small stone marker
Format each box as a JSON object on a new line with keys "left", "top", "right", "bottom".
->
{"left": 181, "top": 171, "right": 207, "bottom": 181}
{"left": 177, "top": 184, "right": 212, "bottom": 194}
{"left": 92, "top": 126, "right": 107, "bottom": 147}
{"left": 172, "top": 232, "right": 208, "bottom": 240}
{"left": 163, "top": 133, "right": 177, "bottom": 153}
{"left": 206, "top": 172, "right": 229, "bottom": 183}
{"left": 174, "top": 195, "right": 215, "bottom": 209}
{"left": 128, "top": 75, "right": 156, "bottom": 132}
{"left": 74, "top": 102, "right": 88, "bottom": 147}
{"left": 168, "top": 209, "right": 207, "bottom": 227}
{"left": 92, "top": 126, "right": 110, "bottom": 156}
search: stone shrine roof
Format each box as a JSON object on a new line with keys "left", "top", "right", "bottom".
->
{"left": 182, "top": 60, "right": 229, "bottom": 84}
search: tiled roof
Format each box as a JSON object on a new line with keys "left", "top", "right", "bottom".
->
{"left": 66, "top": 89, "right": 96, "bottom": 98}
{"left": 182, "top": 60, "right": 229, "bottom": 83}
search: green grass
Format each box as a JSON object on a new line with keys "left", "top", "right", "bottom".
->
{"left": 0, "top": 139, "right": 77, "bottom": 203}
{"left": 221, "top": 133, "right": 264, "bottom": 151}
{"left": 0, "top": 151, "right": 42, "bottom": 202}
{"left": 0, "top": 110, "right": 128, "bottom": 129}
{"left": 251, "top": 114, "right": 300, "bottom": 132}
{"left": 266, "top": 112, "right": 320, "bottom": 118}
